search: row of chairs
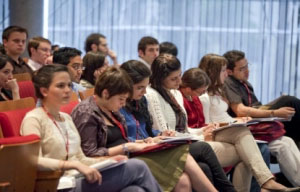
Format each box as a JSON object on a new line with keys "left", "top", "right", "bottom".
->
{"left": 0, "top": 88, "right": 94, "bottom": 191}
{"left": 1, "top": 73, "right": 36, "bottom": 191}
{"left": 15, "top": 75, "right": 93, "bottom": 102}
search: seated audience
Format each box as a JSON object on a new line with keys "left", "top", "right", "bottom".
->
{"left": 145, "top": 53, "right": 299, "bottom": 192}
{"left": 0, "top": 55, "right": 20, "bottom": 101}
{"left": 120, "top": 60, "right": 236, "bottom": 192}
{"left": 71, "top": 66, "right": 218, "bottom": 192}
{"left": 84, "top": 33, "right": 118, "bottom": 65}
{"left": 20, "top": 64, "right": 162, "bottom": 192}
{"left": 199, "top": 54, "right": 300, "bottom": 187}
{"left": 179, "top": 67, "right": 270, "bottom": 192}
{"left": 80, "top": 52, "right": 108, "bottom": 89}
{"left": 27, "top": 36, "right": 52, "bottom": 71}
{"left": 53, "top": 47, "right": 86, "bottom": 95}
{"left": 223, "top": 50, "right": 300, "bottom": 145}
{"left": 2, "top": 26, "right": 32, "bottom": 74}
{"left": 159, "top": 41, "right": 269, "bottom": 191}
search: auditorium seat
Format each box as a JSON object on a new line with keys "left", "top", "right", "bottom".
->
{"left": 13, "top": 72, "right": 32, "bottom": 82}
{"left": 79, "top": 88, "right": 94, "bottom": 100}
{"left": 17, "top": 80, "right": 37, "bottom": 102}
{"left": 0, "top": 134, "right": 40, "bottom": 192}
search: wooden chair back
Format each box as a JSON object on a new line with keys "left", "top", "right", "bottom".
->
{"left": 13, "top": 73, "right": 32, "bottom": 82}
{"left": 70, "top": 92, "right": 79, "bottom": 102}
{"left": 0, "top": 97, "right": 35, "bottom": 112}
{"left": 79, "top": 88, "right": 94, "bottom": 100}
{"left": 34, "top": 171, "right": 63, "bottom": 192}
{"left": 0, "top": 135, "right": 40, "bottom": 192}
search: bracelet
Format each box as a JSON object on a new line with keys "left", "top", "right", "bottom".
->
{"left": 122, "top": 143, "right": 130, "bottom": 156}
{"left": 61, "top": 160, "right": 66, "bottom": 171}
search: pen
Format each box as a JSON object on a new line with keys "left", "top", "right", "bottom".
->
{"left": 246, "top": 108, "right": 250, "bottom": 121}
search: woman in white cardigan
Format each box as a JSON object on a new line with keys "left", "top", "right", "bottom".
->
{"left": 145, "top": 53, "right": 299, "bottom": 192}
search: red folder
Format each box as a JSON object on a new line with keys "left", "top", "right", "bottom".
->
{"left": 130, "top": 139, "right": 191, "bottom": 157}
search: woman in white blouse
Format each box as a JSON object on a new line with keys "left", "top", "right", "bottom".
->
{"left": 199, "top": 54, "right": 300, "bottom": 189}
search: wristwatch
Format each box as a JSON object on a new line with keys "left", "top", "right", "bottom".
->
{"left": 122, "top": 143, "right": 130, "bottom": 156}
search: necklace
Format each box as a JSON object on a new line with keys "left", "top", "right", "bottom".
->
{"left": 42, "top": 106, "right": 69, "bottom": 160}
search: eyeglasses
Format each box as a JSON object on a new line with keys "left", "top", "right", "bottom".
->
{"left": 237, "top": 64, "right": 250, "bottom": 72}
{"left": 71, "top": 65, "right": 85, "bottom": 71}
{"left": 38, "top": 47, "right": 51, "bottom": 53}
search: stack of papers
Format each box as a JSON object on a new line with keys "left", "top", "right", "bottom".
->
{"left": 57, "top": 159, "right": 126, "bottom": 189}
{"left": 159, "top": 135, "right": 196, "bottom": 144}
{"left": 213, "top": 117, "right": 290, "bottom": 132}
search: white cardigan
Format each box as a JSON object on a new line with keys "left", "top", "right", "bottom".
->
{"left": 145, "top": 87, "right": 204, "bottom": 137}
{"left": 145, "top": 87, "right": 186, "bottom": 132}
{"left": 20, "top": 108, "right": 102, "bottom": 175}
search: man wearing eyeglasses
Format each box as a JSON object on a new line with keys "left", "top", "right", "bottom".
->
{"left": 2, "top": 25, "right": 32, "bottom": 74}
{"left": 223, "top": 50, "right": 300, "bottom": 145}
{"left": 27, "top": 36, "right": 52, "bottom": 71}
{"left": 53, "top": 47, "right": 86, "bottom": 95}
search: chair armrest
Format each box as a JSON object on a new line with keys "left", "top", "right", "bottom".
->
{"left": 35, "top": 171, "right": 63, "bottom": 192}
{"left": 36, "top": 170, "right": 63, "bottom": 180}
{"left": 0, "top": 182, "right": 10, "bottom": 192}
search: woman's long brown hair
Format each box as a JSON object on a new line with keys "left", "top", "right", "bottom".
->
{"left": 199, "top": 54, "right": 228, "bottom": 97}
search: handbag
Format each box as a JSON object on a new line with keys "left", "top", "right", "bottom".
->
{"left": 248, "top": 121, "right": 286, "bottom": 142}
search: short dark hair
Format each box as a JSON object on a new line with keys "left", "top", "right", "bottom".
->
{"left": 120, "top": 60, "right": 151, "bottom": 84}
{"left": 2, "top": 26, "right": 28, "bottom": 41}
{"left": 27, "top": 36, "right": 51, "bottom": 57}
{"left": 82, "top": 51, "right": 106, "bottom": 85}
{"left": 52, "top": 45, "right": 59, "bottom": 50}
{"left": 159, "top": 42, "right": 178, "bottom": 56}
{"left": 32, "top": 64, "right": 69, "bottom": 99}
{"left": 0, "top": 55, "right": 12, "bottom": 70}
{"left": 223, "top": 50, "right": 245, "bottom": 70}
{"left": 53, "top": 47, "right": 82, "bottom": 65}
{"left": 181, "top": 68, "right": 211, "bottom": 90}
{"left": 94, "top": 66, "right": 133, "bottom": 99}
{"left": 84, "top": 33, "right": 106, "bottom": 53}
{"left": 138, "top": 36, "right": 159, "bottom": 53}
